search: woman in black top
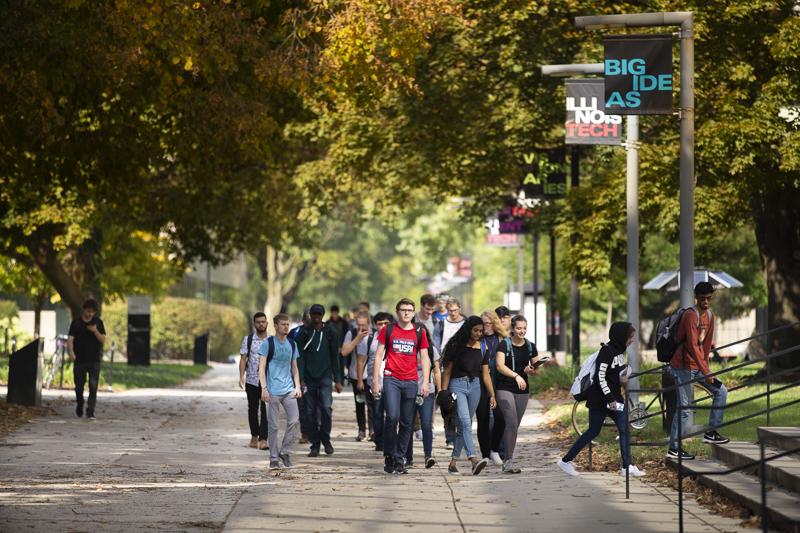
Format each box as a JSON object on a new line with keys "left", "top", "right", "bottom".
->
{"left": 441, "top": 316, "right": 496, "bottom": 476}
{"left": 494, "top": 315, "right": 540, "bottom": 473}
{"left": 476, "top": 310, "right": 508, "bottom": 466}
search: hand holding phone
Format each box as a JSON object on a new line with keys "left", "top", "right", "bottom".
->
{"left": 531, "top": 356, "right": 550, "bottom": 369}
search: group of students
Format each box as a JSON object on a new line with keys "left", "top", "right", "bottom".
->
{"left": 237, "top": 281, "right": 731, "bottom": 477}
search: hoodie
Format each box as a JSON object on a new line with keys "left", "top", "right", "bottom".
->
{"left": 585, "top": 322, "right": 631, "bottom": 410}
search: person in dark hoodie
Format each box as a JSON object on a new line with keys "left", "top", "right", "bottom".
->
{"left": 556, "top": 322, "right": 646, "bottom": 478}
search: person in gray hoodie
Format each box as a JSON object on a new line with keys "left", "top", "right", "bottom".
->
{"left": 556, "top": 322, "right": 646, "bottom": 478}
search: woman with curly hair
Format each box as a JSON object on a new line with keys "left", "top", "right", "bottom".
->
{"left": 477, "top": 310, "right": 508, "bottom": 467}
{"left": 441, "top": 315, "right": 496, "bottom": 476}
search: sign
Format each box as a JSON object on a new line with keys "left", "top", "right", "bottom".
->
{"left": 127, "top": 296, "right": 151, "bottom": 315}
{"left": 486, "top": 233, "right": 520, "bottom": 247}
{"left": 521, "top": 148, "right": 567, "bottom": 198}
{"left": 565, "top": 79, "right": 622, "bottom": 145}
{"left": 603, "top": 34, "right": 673, "bottom": 115}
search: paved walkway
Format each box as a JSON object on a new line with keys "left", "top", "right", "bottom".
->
{"left": 0, "top": 364, "right": 749, "bottom": 532}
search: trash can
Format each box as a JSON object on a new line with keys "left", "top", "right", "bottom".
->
{"left": 7, "top": 338, "right": 43, "bottom": 406}
{"left": 193, "top": 333, "right": 209, "bottom": 365}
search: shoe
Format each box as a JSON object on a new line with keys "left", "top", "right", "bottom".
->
{"left": 703, "top": 431, "right": 730, "bottom": 444}
{"left": 356, "top": 431, "right": 366, "bottom": 442}
{"left": 425, "top": 457, "right": 436, "bottom": 469}
{"left": 445, "top": 441, "right": 454, "bottom": 450}
{"left": 249, "top": 436, "right": 258, "bottom": 448}
{"left": 86, "top": 410, "right": 96, "bottom": 420}
{"left": 76, "top": 404, "right": 84, "bottom": 418}
{"left": 368, "top": 432, "right": 375, "bottom": 442}
{"left": 279, "top": 452, "right": 293, "bottom": 468}
{"left": 269, "top": 460, "right": 281, "bottom": 469}
{"left": 394, "top": 462, "right": 408, "bottom": 475}
{"left": 415, "top": 429, "right": 423, "bottom": 441}
{"left": 384, "top": 459, "right": 394, "bottom": 474}
{"left": 471, "top": 458, "right": 488, "bottom": 476}
{"left": 557, "top": 459, "right": 580, "bottom": 476}
{"left": 299, "top": 435, "right": 309, "bottom": 444}
{"left": 323, "top": 442, "right": 334, "bottom": 455}
{"left": 308, "top": 448, "right": 320, "bottom": 457}
{"left": 374, "top": 444, "right": 383, "bottom": 452}
{"left": 448, "top": 463, "right": 459, "bottom": 474}
{"left": 502, "top": 460, "right": 521, "bottom": 474}
{"left": 622, "top": 465, "right": 645, "bottom": 477}
{"left": 489, "top": 451, "right": 503, "bottom": 466}
{"left": 258, "top": 439, "right": 269, "bottom": 450}
{"left": 405, "top": 460, "right": 414, "bottom": 468}
{"left": 667, "top": 448, "right": 695, "bottom": 460}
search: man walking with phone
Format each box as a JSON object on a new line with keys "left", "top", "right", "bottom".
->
{"left": 68, "top": 298, "right": 106, "bottom": 420}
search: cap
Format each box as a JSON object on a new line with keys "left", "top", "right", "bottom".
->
{"left": 694, "top": 281, "right": 715, "bottom": 296}
{"left": 309, "top": 303, "right": 325, "bottom": 315}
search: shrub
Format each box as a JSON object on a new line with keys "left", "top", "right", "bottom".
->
{"left": 103, "top": 297, "right": 247, "bottom": 361}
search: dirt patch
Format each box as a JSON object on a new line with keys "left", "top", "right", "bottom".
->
{"left": 0, "top": 397, "right": 63, "bottom": 440}
{"left": 534, "top": 388, "right": 573, "bottom": 403}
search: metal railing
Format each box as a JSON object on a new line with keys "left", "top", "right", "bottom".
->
{"left": 623, "top": 322, "right": 800, "bottom": 533}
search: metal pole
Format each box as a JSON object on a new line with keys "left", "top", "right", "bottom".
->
{"left": 549, "top": 231, "right": 557, "bottom": 358}
{"left": 59, "top": 341, "right": 65, "bottom": 388}
{"left": 760, "top": 439, "right": 768, "bottom": 533}
{"left": 108, "top": 341, "right": 115, "bottom": 392}
{"left": 518, "top": 241, "right": 525, "bottom": 314}
{"left": 678, "top": 402, "right": 684, "bottom": 533}
{"left": 533, "top": 230, "right": 539, "bottom": 346}
{"left": 626, "top": 115, "right": 641, "bottom": 405}
{"left": 571, "top": 146, "right": 580, "bottom": 368}
{"left": 205, "top": 262, "right": 212, "bottom": 304}
{"left": 678, "top": 14, "right": 695, "bottom": 309}
{"left": 625, "top": 385, "right": 631, "bottom": 499}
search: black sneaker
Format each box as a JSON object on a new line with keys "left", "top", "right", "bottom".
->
{"left": 374, "top": 444, "right": 383, "bottom": 452}
{"left": 86, "top": 409, "right": 96, "bottom": 420}
{"left": 279, "top": 452, "right": 293, "bottom": 468}
{"left": 448, "top": 463, "right": 459, "bottom": 474}
{"left": 425, "top": 457, "right": 436, "bottom": 469}
{"left": 76, "top": 404, "right": 84, "bottom": 418}
{"left": 471, "top": 457, "right": 488, "bottom": 476}
{"left": 405, "top": 460, "right": 413, "bottom": 468}
{"left": 667, "top": 448, "right": 695, "bottom": 460}
{"left": 703, "top": 431, "right": 730, "bottom": 444}
{"left": 394, "top": 462, "right": 408, "bottom": 474}
{"left": 383, "top": 459, "right": 394, "bottom": 474}
{"left": 308, "top": 448, "right": 320, "bottom": 457}
{"left": 323, "top": 442, "right": 334, "bottom": 455}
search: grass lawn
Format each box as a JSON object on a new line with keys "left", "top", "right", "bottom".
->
{"left": 0, "top": 355, "right": 210, "bottom": 391}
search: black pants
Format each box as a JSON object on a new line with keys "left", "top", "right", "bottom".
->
{"left": 476, "top": 382, "right": 505, "bottom": 459}
{"left": 74, "top": 361, "right": 101, "bottom": 412}
{"left": 245, "top": 383, "right": 268, "bottom": 440}
{"left": 350, "top": 379, "right": 366, "bottom": 432}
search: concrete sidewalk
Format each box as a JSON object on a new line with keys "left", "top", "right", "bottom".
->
{"left": 0, "top": 364, "right": 748, "bottom": 532}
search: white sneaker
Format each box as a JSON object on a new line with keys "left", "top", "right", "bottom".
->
{"left": 557, "top": 459, "right": 580, "bottom": 476}
{"left": 489, "top": 451, "right": 503, "bottom": 466}
{"left": 622, "top": 465, "right": 645, "bottom": 477}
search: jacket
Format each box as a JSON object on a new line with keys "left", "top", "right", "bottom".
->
{"left": 585, "top": 321, "right": 630, "bottom": 410}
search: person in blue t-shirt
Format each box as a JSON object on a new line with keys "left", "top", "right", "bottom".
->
{"left": 258, "top": 313, "right": 302, "bottom": 470}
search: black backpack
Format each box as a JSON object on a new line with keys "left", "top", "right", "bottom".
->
{"left": 655, "top": 307, "right": 709, "bottom": 363}
{"left": 264, "top": 336, "right": 298, "bottom": 365}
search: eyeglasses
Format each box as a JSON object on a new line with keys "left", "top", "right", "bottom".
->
{"left": 398, "top": 308, "right": 415, "bottom": 314}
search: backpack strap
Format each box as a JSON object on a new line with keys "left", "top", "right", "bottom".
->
{"left": 245, "top": 333, "right": 254, "bottom": 360}
{"left": 382, "top": 323, "right": 394, "bottom": 360}
{"left": 504, "top": 337, "right": 515, "bottom": 372}
{"left": 267, "top": 336, "right": 276, "bottom": 364}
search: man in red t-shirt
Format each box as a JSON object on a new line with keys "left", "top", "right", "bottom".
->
{"left": 372, "top": 298, "right": 431, "bottom": 474}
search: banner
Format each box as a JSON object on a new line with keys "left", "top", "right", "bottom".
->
{"left": 603, "top": 34, "right": 673, "bottom": 115}
{"left": 521, "top": 148, "right": 566, "bottom": 198}
{"left": 565, "top": 79, "right": 622, "bottom": 145}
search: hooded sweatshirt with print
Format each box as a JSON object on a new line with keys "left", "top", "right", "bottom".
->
{"left": 585, "top": 322, "right": 631, "bottom": 410}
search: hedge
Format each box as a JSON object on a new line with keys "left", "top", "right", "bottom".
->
{"left": 104, "top": 297, "right": 247, "bottom": 361}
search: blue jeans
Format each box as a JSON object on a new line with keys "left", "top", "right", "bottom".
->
{"left": 382, "top": 376, "right": 417, "bottom": 463}
{"left": 304, "top": 377, "right": 333, "bottom": 450}
{"left": 449, "top": 377, "right": 481, "bottom": 459}
{"left": 406, "top": 393, "right": 434, "bottom": 463}
{"left": 367, "top": 384, "right": 384, "bottom": 448}
{"left": 669, "top": 367, "right": 728, "bottom": 449}
{"left": 564, "top": 407, "right": 630, "bottom": 468}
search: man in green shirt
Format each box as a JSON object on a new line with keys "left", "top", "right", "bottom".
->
{"left": 297, "top": 304, "right": 343, "bottom": 457}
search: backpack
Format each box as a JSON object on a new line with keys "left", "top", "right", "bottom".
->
{"left": 382, "top": 322, "right": 426, "bottom": 362}
{"left": 264, "top": 336, "right": 298, "bottom": 365}
{"left": 502, "top": 337, "right": 535, "bottom": 372}
{"left": 244, "top": 334, "right": 255, "bottom": 360}
{"left": 570, "top": 349, "right": 601, "bottom": 401}
{"left": 655, "top": 307, "right": 710, "bottom": 363}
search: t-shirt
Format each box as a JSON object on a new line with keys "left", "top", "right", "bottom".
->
{"left": 239, "top": 334, "right": 268, "bottom": 387}
{"left": 68, "top": 317, "right": 106, "bottom": 363}
{"left": 364, "top": 334, "right": 384, "bottom": 389}
{"left": 449, "top": 346, "right": 489, "bottom": 380}
{"left": 433, "top": 310, "right": 448, "bottom": 321}
{"left": 440, "top": 318, "right": 464, "bottom": 354}
{"left": 343, "top": 329, "right": 371, "bottom": 381}
{"left": 378, "top": 324, "right": 429, "bottom": 382}
{"left": 495, "top": 340, "right": 537, "bottom": 394}
{"left": 258, "top": 337, "right": 300, "bottom": 396}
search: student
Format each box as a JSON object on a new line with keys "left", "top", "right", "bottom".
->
{"left": 495, "top": 315, "right": 539, "bottom": 474}
{"left": 259, "top": 314, "right": 302, "bottom": 469}
{"left": 441, "top": 316, "right": 495, "bottom": 476}
{"left": 372, "top": 299, "right": 431, "bottom": 474}
{"left": 289, "top": 309, "right": 312, "bottom": 444}
{"left": 341, "top": 311, "right": 371, "bottom": 441}
{"left": 238, "top": 312, "right": 270, "bottom": 449}
{"left": 364, "top": 312, "right": 393, "bottom": 452}
{"left": 668, "top": 282, "right": 729, "bottom": 459}
{"left": 433, "top": 294, "right": 449, "bottom": 321}
{"left": 477, "top": 310, "right": 508, "bottom": 466}
{"left": 494, "top": 306, "right": 512, "bottom": 334}
{"left": 557, "top": 322, "right": 646, "bottom": 478}
{"left": 297, "top": 304, "right": 343, "bottom": 457}
{"left": 67, "top": 298, "right": 106, "bottom": 420}
{"left": 433, "top": 297, "right": 466, "bottom": 448}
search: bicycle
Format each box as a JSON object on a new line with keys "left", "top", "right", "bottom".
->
{"left": 43, "top": 335, "right": 68, "bottom": 389}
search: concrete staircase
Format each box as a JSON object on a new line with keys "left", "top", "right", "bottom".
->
{"left": 667, "top": 427, "right": 800, "bottom": 532}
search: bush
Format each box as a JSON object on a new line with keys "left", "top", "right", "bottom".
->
{"left": 104, "top": 297, "right": 247, "bottom": 361}
{"left": 529, "top": 364, "right": 576, "bottom": 395}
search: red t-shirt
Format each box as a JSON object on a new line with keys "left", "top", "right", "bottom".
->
{"left": 377, "top": 323, "right": 429, "bottom": 381}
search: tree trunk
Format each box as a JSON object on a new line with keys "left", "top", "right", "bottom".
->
{"left": 752, "top": 186, "right": 800, "bottom": 369}
{"left": 33, "top": 294, "right": 44, "bottom": 338}
{"left": 27, "top": 240, "right": 83, "bottom": 320}
{"left": 263, "top": 245, "right": 314, "bottom": 318}
{"left": 76, "top": 228, "right": 103, "bottom": 312}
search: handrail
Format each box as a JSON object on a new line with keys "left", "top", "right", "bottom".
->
{"left": 713, "top": 321, "right": 799, "bottom": 352}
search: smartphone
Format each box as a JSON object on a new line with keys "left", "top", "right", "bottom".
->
{"left": 531, "top": 356, "right": 550, "bottom": 369}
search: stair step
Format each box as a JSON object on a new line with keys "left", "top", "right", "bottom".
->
{"left": 712, "top": 441, "right": 800, "bottom": 494}
{"left": 759, "top": 427, "right": 800, "bottom": 454}
{"left": 667, "top": 456, "right": 800, "bottom": 532}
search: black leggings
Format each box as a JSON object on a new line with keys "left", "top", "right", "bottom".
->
{"left": 476, "top": 382, "right": 505, "bottom": 458}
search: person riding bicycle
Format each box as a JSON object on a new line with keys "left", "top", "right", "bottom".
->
{"left": 557, "top": 322, "right": 646, "bottom": 478}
